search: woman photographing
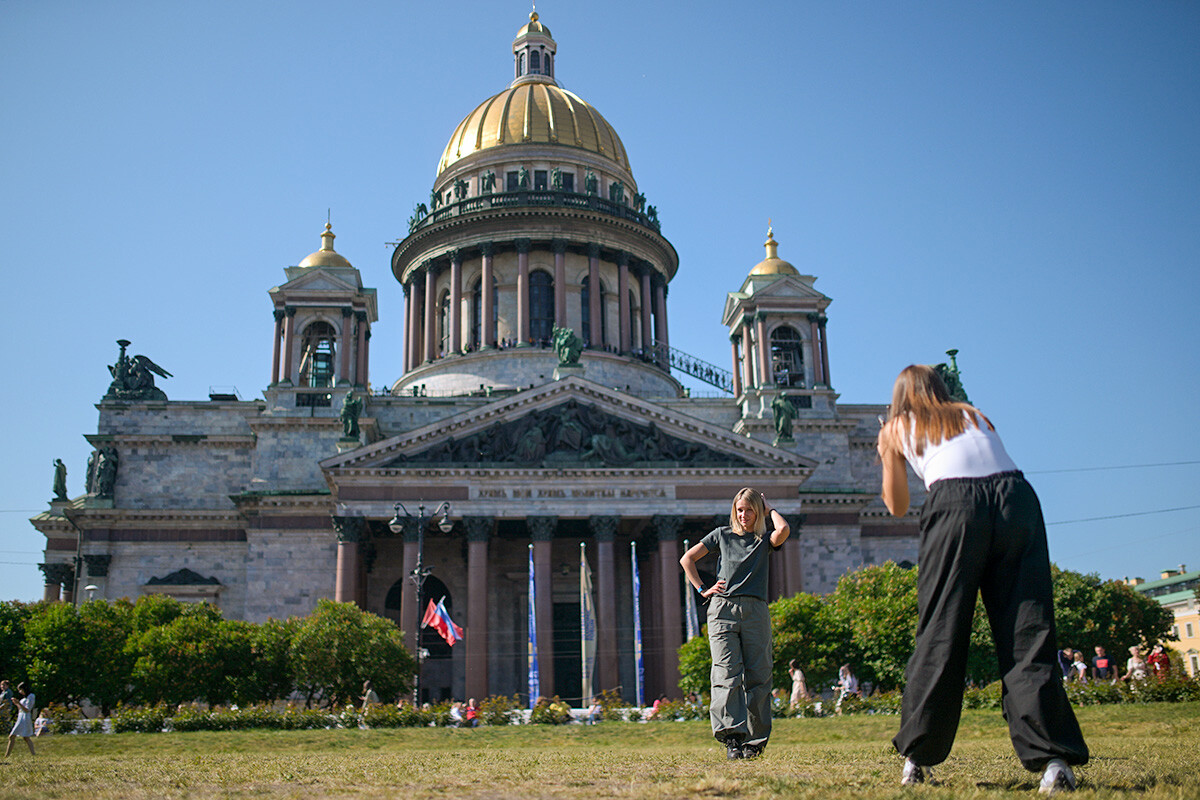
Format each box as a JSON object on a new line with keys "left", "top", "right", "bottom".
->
{"left": 680, "top": 488, "right": 789, "bottom": 760}
{"left": 877, "top": 365, "right": 1087, "bottom": 793}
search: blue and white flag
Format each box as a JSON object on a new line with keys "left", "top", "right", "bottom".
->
{"left": 683, "top": 539, "right": 701, "bottom": 640}
{"left": 632, "top": 541, "right": 644, "bottom": 708}
{"left": 580, "top": 542, "right": 597, "bottom": 706}
{"left": 528, "top": 543, "right": 540, "bottom": 709}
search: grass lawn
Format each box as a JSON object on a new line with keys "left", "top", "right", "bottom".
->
{"left": 0, "top": 703, "right": 1196, "bottom": 799}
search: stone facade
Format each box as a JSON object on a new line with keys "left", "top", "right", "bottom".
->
{"left": 31, "top": 12, "right": 920, "bottom": 706}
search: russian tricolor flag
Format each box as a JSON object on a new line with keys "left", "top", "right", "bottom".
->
{"left": 422, "top": 597, "right": 464, "bottom": 646}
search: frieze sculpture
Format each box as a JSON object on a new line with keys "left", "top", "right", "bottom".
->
{"left": 340, "top": 391, "right": 363, "bottom": 439}
{"left": 608, "top": 180, "right": 625, "bottom": 204}
{"left": 386, "top": 399, "right": 747, "bottom": 469}
{"left": 430, "top": 189, "right": 441, "bottom": 210}
{"left": 551, "top": 167, "right": 562, "bottom": 190}
{"left": 934, "top": 349, "right": 970, "bottom": 404}
{"left": 453, "top": 179, "right": 468, "bottom": 200}
{"left": 633, "top": 192, "right": 646, "bottom": 212}
{"left": 52, "top": 459, "right": 67, "bottom": 501}
{"left": 481, "top": 171, "right": 496, "bottom": 193}
{"left": 585, "top": 170, "right": 598, "bottom": 195}
{"left": 772, "top": 393, "right": 797, "bottom": 443}
{"left": 552, "top": 325, "right": 583, "bottom": 366}
{"left": 647, "top": 205, "right": 659, "bottom": 226}
{"left": 105, "top": 339, "right": 172, "bottom": 401}
{"left": 518, "top": 166, "right": 530, "bottom": 189}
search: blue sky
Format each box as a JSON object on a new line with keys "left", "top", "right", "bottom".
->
{"left": 2, "top": 1, "right": 1197, "bottom": 603}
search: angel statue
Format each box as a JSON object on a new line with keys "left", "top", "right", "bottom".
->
{"left": 105, "top": 339, "right": 173, "bottom": 401}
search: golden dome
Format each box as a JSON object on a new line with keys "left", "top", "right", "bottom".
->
{"left": 299, "top": 223, "right": 353, "bottom": 269}
{"left": 517, "top": 11, "right": 551, "bottom": 38}
{"left": 749, "top": 226, "right": 800, "bottom": 276}
{"left": 437, "top": 82, "right": 631, "bottom": 176}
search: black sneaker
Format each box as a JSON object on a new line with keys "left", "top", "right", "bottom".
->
{"left": 725, "top": 739, "right": 744, "bottom": 760}
{"left": 742, "top": 743, "right": 764, "bottom": 759}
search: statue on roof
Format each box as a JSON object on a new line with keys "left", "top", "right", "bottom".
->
{"left": 340, "top": 391, "right": 363, "bottom": 439}
{"left": 95, "top": 446, "right": 118, "bottom": 498}
{"left": 105, "top": 340, "right": 172, "bottom": 401}
{"left": 552, "top": 325, "right": 583, "bottom": 366}
{"left": 772, "top": 393, "right": 797, "bottom": 444}
{"left": 52, "top": 459, "right": 68, "bottom": 501}
{"left": 934, "top": 349, "right": 970, "bottom": 404}
{"left": 481, "top": 171, "right": 496, "bottom": 194}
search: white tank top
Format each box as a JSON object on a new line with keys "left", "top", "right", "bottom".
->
{"left": 900, "top": 412, "right": 1018, "bottom": 490}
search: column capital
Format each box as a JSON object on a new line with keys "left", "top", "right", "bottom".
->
{"left": 589, "top": 515, "right": 619, "bottom": 542}
{"left": 342, "top": 307, "right": 354, "bottom": 318}
{"left": 285, "top": 306, "right": 297, "bottom": 317}
{"left": 480, "top": 241, "right": 495, "bottom": 257}
{"left": 39, "top": 562, "right": 74, "bottom": 586}
{"left": 729, "top": 331, "right": 742, "bottom": 343}
{"left": 448, "top": 248, "right": 462, "bottom": 264}
{"left": 83, "top": 554, "right": 112, "bottom": 577}
{"left": 616, "top": 250, "right": 631, "bottom": 266}
{"left": 273, "top": 308, "right": 286, "bottom": 322}
{"left": 464, "top": 516, "right": 493, "bottom": 543}
{"left": 355, "top": 310, "right": 368, "bottom": 322}
{"left": 817, "top": 314, "right": 828, "bottom": 326}
{"left": 515, "top": 238, "right": 532, "bottom": 254}
{"left": 527, "top": 515, "right": 558, "bottom": 542}
{"left": 331, "top": 516, "right": 366, "bottom": 543}
{"left": 587, "top": 242, "right": 601, "bottom": 259}
{"left": 807, "top": 312, "right": 822, "bottom": 323}
{"left": 652, "top": 514, "right": 684, "bottom": 542}
{"left": 551, "top": 238, "right": 568, "bottom": 255}
{"left": 753, "top": 310, "right": 767, "bottom": 323}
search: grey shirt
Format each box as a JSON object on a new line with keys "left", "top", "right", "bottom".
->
{"left": 700, "top": 525, "right": 779, "bottom": 601}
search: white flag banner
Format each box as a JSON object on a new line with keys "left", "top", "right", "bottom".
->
{"left": 580, "top": 542, "right": 597, "bottom": 706}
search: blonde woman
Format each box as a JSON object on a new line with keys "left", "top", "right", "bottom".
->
{"left": 680, "top": 488, "right": 790, "bottom": 760}
{"left": 877, "top": 365, "right": 1087, "bottom": 793}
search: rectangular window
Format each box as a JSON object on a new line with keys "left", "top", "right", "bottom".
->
{"left": 1173, "top": 625, "right": 1180, "bottom": 638}
{"left": 1192, "top": 654, "right": 1199, "bottom": 676}
{"left": 506, "top": 171, "right": 520, "bottom": 191}
{"left": 1188, "top": 622, "right": 1195, "bottom": 638}
{"left": 561, "top": 172, "right": 575, "bottom": 192}
{"left": 534, "top": 170, "right": 548, "bottom": 190}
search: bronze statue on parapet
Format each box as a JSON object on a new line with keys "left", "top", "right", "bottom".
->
{"left": 105, "top": 339, "right": 172, "bottom": 401}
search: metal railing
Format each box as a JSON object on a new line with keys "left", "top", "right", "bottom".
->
{"left": 408, "top": 189, "right": 661, "bottom": 235}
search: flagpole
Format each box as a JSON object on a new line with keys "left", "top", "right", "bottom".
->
{"left": 528, "top": 543, "right": 540, "bottom": 709}
{"left": 683, "top": 538, "right": 700, "bottom": 641}
{"left": 632, "top": 540, "right": 644, "bottom": 708}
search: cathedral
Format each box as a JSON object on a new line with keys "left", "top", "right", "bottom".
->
{"left": 32, "top": 13, "right": 918, "bottom": 704}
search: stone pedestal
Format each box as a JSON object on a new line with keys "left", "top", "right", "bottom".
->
{"left": 553, "top": 363, "right": 584, "bottom": 381}
{"left": 337, "top": 437, "right": 361, "bottom": 453}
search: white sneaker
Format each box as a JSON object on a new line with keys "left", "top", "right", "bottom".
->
{"left": 900, "top": 758, "right": 932, "bottom": 786}
{"left": 1038, "top": 759, "right": 1076, "bottom": 795}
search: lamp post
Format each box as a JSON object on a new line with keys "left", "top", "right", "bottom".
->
{"left": 388, "top": 500, "right": 453, "bottom": 705}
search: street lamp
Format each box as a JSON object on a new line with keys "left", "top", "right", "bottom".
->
{"left": 388, "top": 501, "right": 453, "bottom": 704}
{"left": 84, "top": 584, "right": 99, "bottom": 601}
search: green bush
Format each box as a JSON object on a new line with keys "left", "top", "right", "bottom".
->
{"left": 961, "top": 681, "right": 1003, "bottom": 710}
{"left": 279, "top": 707, "right": 337, "bottom": 730}
{"left": 648, "top": 698, "right": 705, "bottom": 721}
{"left": 478, "top": 694, "right": 519, "bottom": 726}
{"left": 43, "top": 702, "right": 85, "bottom": 734}
{"left": 530, "top": 697, "right": 571, "bottom": 724}
{"left": 111, "top": 705, "right": 169, "bottom": 733}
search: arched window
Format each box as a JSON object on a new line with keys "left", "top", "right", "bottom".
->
{"left": 517, "top": 52, "right": 525, "bottom": 76}
{"left": 530, "top": 50, "right": 541, "bottom": 73}
{"left": 529, "top": 270, "right": 554, "bottom": 344}
{"left": 770, "top": 325, "right": 805, "bottom": 387}
{"left": 545, "top": 53, "right": 553, "bottom": 76}
{"left": 438, "top": 290, "right": 451, "bottom": 357}
{"left": 581, "top": 276, "right": 607, "bottom": 348}
{"left": 299, "top": 321, "right": 336, "bottom": 387}
{"left": 471, "top": 275, "right": 499, "bottom": 350}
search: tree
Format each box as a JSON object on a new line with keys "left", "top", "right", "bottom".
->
{"left": 131, "top": 602, "right": 249, "bottom": 706}
{"left": 826, "top": 562, "right": 919, "bottom": 691}
{"left": 22, "top": 602, "right": 94, "bottom": 707}
{"left": 77, "top": 598, "right": 135, "bottom": 714}
{"left": 771, "top": 591, "right": 848, "bottom": 691}
{"left": 241, "top": 617, "right": 298, "bottom": 705}
{"left": 0, "top": 601, "right": 34, "bottom": 687}
{"left": 1050, "top": 566, "right": 1176, "bottom": 657}
{"left": 289, "top": 600, "right": 416, "bottom": 708}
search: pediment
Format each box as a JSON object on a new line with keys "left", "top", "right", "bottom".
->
{"left": 321, "top": 377, "right": 816, "bottom": 473}
{"left": 272, "top": 268, "right": 360, "bottom": 295}
{"left": 723, "top": 277, "right": 831, "bottom": 325}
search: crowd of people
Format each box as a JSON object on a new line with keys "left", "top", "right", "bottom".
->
{"left": 1056, "top": 644, "right": 1173, "bottom": 684}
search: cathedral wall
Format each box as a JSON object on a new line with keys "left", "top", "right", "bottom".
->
{"left": 859, "top": 534, "right": 919, "bottom": 569}
{"left": 800, "top": 525, "right": 865, "bottom": 595}
{"left": 243, "top": 529, "right": 335, "bottom": 622}
{"left": 116, "top": 442, "right": 254, "bottom": 510}
{"left": 249, "top": 422, "right": 343, "bottom": 489}
{"left": 98, "top": 401, "right": 260, "bottom": 436}
{"left": 91, "top": 540, "right": 248, "bottom": 614}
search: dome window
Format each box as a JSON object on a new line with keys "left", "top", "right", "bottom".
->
{"left": 545, "top": 53, "right": 553, "bottom": 76}
{"left": 534, "top": 170, "right": 548, "bottom": 191}
{"left": 530, "top": 50, "right": 541, "bottom": 73}
{"left": 517, "top": 52, "right": 525, "bottom": 77}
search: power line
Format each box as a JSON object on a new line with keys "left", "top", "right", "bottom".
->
{"left": 1047, "top": 504, "right": 1200, "bottom": 526}
{"left": 1029, "top": 460, "right": 1200, "bottom": 475}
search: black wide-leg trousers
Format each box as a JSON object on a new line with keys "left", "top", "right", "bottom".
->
{"left": 892, "top": 471, "right": 1089, "bottom": 771}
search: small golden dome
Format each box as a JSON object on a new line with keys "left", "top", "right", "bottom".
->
{"left": 438, "top": 83, "right": 631, "bottom": 176}
{"left": 517, "top": 11, "right": 551, "bottom": 38}
{"left": 299, "top": 223, "right": 353, "bottom": 269}
{"left": 749, "top": 226, "right": 800, "bottom": 276}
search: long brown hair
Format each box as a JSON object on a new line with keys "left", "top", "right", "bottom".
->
{"left": 887, "top": 364, "right": 993, "bottom": 456}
